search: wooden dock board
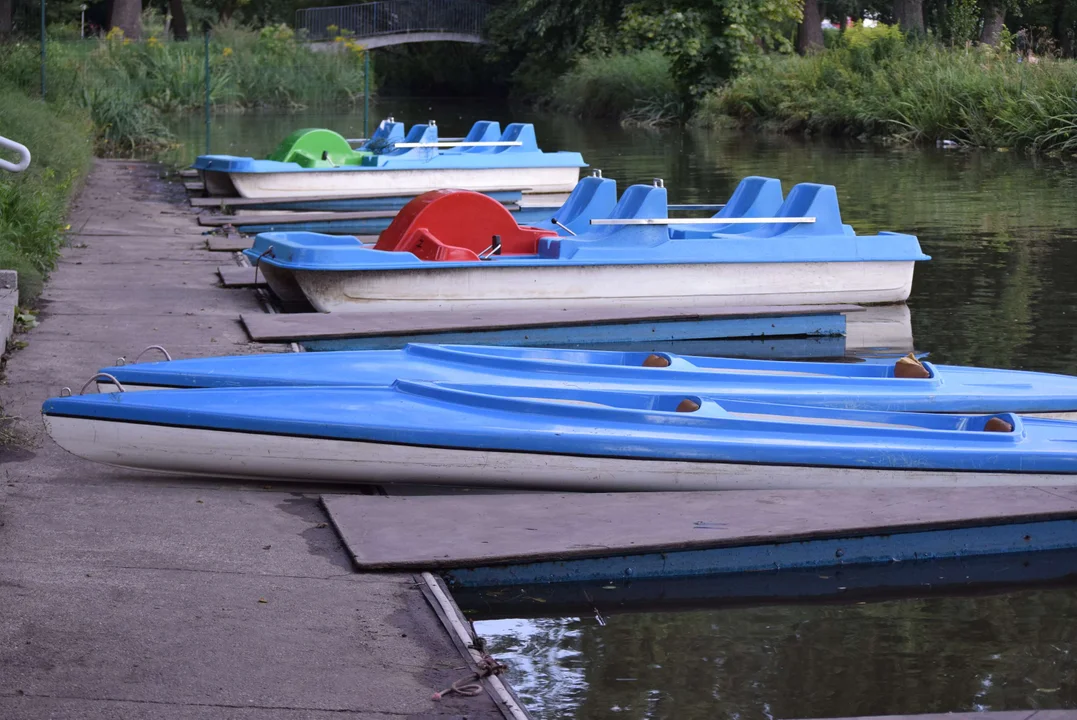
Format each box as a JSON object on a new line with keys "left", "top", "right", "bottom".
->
{"left": 206, "top": 234, "right": 379, "bottom": 251}
{"left": 199, "top": 209, "right": 399, "bottom": 227}
{"left": 183, "top": 181, "right": 204, "bottom": 193}
{"left": 322, "top": 487, "right": 1077, "bottom": 573}
{"left": 179, "top": 168, "right": 199, "bottom": 178}
{"left": 188, "top": 186, "right": 534, "bottom": 208}
{"left": 218, "top": 265, "right": 266, "bottom": 287}
{"left": 207, "top": 235, "right": 254, "bottom": 251}
{"left": 241, "top": 303, "right": 863, "bottom": 343}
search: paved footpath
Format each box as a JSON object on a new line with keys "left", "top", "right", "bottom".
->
{"left": 0, "top": 160, "right": 503, "bottom": 719}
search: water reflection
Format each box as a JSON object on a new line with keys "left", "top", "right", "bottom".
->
{"left": 169, "top": 99, "right": 1077, "bottom": 373}
{"left": 477, "top": 586, "right": 1077, "bottom": 720}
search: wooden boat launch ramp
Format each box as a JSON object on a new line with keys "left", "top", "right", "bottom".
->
{"left": 322, "top": 487, "right": 1077, "bottom": 588}
{"left": 239, "top": 301, "right": 858, "bottom": 349}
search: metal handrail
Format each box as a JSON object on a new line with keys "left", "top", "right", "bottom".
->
{"left": 0, "top": 135, "right": 31, "bottom": 173}
{"left": 296, "top": 0, "right": 489, "bottom": 42}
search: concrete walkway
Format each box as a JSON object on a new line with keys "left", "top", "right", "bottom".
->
{"left": 0, "top": 161, "right": 503, "bottom": 718}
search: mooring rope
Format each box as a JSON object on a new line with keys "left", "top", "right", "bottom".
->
{"left": 431, "top": 653, "right": 507, "bottom": 701}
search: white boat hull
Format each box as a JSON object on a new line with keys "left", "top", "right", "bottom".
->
{"left": 294, "top": 260, "right": 917, "bottom": 313}
{"left": 224, "top": 166, "right": 582, "bottom": 199}
{"left": 44, "top": 415, "right": 1077, "bottom": 489}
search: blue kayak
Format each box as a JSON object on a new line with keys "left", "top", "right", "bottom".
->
{"left": 98, "top": 344, "right": 1077, "bottom": 415}
{"left": 41, "top": 381, "right": 1077, "bottom": 486}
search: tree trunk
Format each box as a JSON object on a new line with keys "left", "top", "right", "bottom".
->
{"left": 0, "top": 0, "right": 12, "bottom": 37}
{"left": 796, "top": 0, "right": 824, "bottom": 54}
{"left": 980, "top": 2, "right": 1006, "bottom": 45}
{"left": 169, "top": 0, "right": 188, "bottom": 40}
{"left": 892, "top": 0, "right": 925, "bottom": 35}
{"left": 111, "top": 0, "right": 143, "bottom": 40}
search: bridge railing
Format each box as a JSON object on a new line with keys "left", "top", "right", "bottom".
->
{"left": 296, "top": 0, "right": 489, "bottom": 42}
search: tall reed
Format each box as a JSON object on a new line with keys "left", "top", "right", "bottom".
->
{"left": 547, "top": 50, "right": 682, "bottom": 126}
{"left": 0, "top": 23, "right": 370, "bottom": 155}
{"left": 697, "top": 26, "right": 1077, "bottom": 156}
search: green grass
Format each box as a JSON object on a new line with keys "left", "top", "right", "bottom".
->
{"left": 0, "top": 85, "right": 93, "bottom": 305}
{"left": 546, "top": 50, "right": 682, "bottom": 126}
{"left": 696, "top": 30, "right": 1077, "bottom": 156}
{"left": 0, "top": 24, "right": 370, "bottom": 156}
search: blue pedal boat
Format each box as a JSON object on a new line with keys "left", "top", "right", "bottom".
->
{"left": 97, "top": 343, "right": 1077, "bottom": 418}
{"left": 194, "top": 120, "right": 586, "bottom": 200}
{"left": 42, "top": 381, "right": 1077, "bottom": 489}
{"left": 243, "top": 179, "right": 929, "bottom": 312}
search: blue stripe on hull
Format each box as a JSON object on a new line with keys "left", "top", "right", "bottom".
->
{"left": 444, "top": 518, "right": 1077, "bottom": 587}
{"left": 299, "top": 314, "right": 846, "bottom": 352}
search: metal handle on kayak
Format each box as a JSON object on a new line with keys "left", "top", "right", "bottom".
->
{"left": 80, "top": 373, "right": 127, "bottom": 394}
{"left": 0, "top": 135, "right": 31, "bottom": 173}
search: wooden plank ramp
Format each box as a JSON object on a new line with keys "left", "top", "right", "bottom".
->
{"left": 183, "top": 181, "right": 204, "bottom": 193}
{"left": 207, "top": 234, "right": 254, "bottom": 252}
{"left": 321, "top": 487, "right": 1077, "bottom": 577}
{"left": 189, "top": 185, "right": 534, "bottom": 209}
{"left": 199, "top": 209, "right": 399, "bottom": 227}
{"left": 179, "top": 168, "right": 199, "bottom": 178}
{"left": 206, "top": 233, "right": 379, "bottom": 252}
{"left": 218, "top": 265, "right": 266, "bottom": 287}
{"left": 241, "top": 302, "right": 862, "bottom": 343}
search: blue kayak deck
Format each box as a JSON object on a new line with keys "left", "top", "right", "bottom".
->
{"left": 322, "top": 488, "right": 1077, "bottom": 584}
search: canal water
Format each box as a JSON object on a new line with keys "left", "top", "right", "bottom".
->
{"left": 169, "top": 100, "right": 1077, "bottom": 718}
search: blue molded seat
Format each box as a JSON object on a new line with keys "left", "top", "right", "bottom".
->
{"left": 538, "top": 183, "right": 669, "bottom": 258}
{"left": 444, "top": 121, "right": 501, "bottom": 153}
{"left": 360, "top": 119, "right": 406, "bottom": 152}
{"left": 671, "top": 176, "right": 784, "bottom": 239}
{"left": 736, "top": 183, "right": 847, "bottom": 238}
{"left": 468, "top": 123, "right": 540, "bottom": 154}
{"left": 530, "top": 176, "right": 618, "bottom": 236}
{"left": 383, "top": 123, "right": 439, "bottom": 158}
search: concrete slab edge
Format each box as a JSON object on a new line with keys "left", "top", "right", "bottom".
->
{"left": 418, "top": 572, "right": 531, "bottom": 720}
{"left": 0, "top": 269, "right": 17, "bottom": 347}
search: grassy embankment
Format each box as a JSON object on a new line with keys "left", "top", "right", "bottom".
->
{"left": 698, "top": 24, "right": 1077, "bottom": 155}
{"left": 0, "top": 86, "right": 93, "bottom": 307}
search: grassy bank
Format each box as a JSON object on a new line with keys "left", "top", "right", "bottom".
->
{"left": 697, "top": 25, "right": 1077, "bottom": 155}
{"left": 0, "top": 86, "right": 93, "bottom": 306}
{"left": 0, "top": 24, "right": 370, "bottom": 156}
{"left": 546, "top": 50, "right": 682, "bottom": 127}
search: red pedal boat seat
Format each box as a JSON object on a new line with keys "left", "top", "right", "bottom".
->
{"left": 375, "top": 189, "right": 556, "bottom": 260}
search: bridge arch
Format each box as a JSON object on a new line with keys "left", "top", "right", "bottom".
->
{"left": 297, "top": 0, "right": 489, "bottom": 47}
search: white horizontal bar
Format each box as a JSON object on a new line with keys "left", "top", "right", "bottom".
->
{"left": 346, "top": 136, "right": 465, "bottom": 144}
{"left": 590, "top": 217, "right": 816, "bottom": 226}
{"left": 392, "top": 141, "right": 524, "bottom": 148}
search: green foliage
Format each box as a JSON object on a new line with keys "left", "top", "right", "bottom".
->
{"left": 0, "top": 85, "right": 93, "bottom": 304}
{"left": 547, "top": 50, "right": 681, "bottom": 124}
{"left": 698, "top": 33, "right": 1077, "bottom": 156}
{"left": 485, "top": 0, "right": 627, "bottom": 99}
{"left": 944, "top": 0, "right": 982, "bottom": 44}
{"left": 0, "top": 26, "right": 369, "bottom": 155}
{"left": 616, "top": 0, "right": 802, "bottom": 104}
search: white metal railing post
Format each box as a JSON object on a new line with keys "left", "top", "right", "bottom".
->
{"left": 0, "top": 135, "right": 31, "bottom": 173}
